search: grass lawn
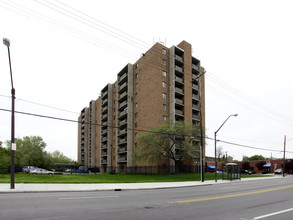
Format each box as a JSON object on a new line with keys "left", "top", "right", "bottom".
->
{"left": 0, "top": 173, "right": 270, "bottom": 184}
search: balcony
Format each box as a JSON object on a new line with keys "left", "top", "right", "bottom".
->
{"left": 102, "top": 106, "right": 108, "bottom": 113}
{"left": 101, "top": 137, "right": 108, "bottom": 142}
{"left": 101, "top": 159, "right": 107, "bottom": 164}
{"left": 175, "top": 87, "right": 184, "bottom": 95}
{"left": 118, "top": 82, "right": 127, "bottom": 92}
{"left": 118, "top": 147, "right": 127, "bottom": 153}
{"left": 175, "top": 98, "right": 184, "bottom": 106}
{"left": 102, "top": 91, "right": 108, "bottom": 99}
{"left": 118, "top": 110, "right": 127, "bottom": 119}
{"left": 102, "top": 121, "right": 107, "bottom": 127}
{"left": 175, "top": 109, "right": 184, "bottom": 116}
{"left": 118, "top": 128, "right": 127, "bottom": 135}
{"left": 118, "top": 91, "right": 127, "bottom": 100}
{"left": 101, "top": 151, "right": 107, "bottom": 156}
{"left": 192, "top": 93, "right": 199, "bottom": 101}
{"left": 192, "top": 84, "right": 199, "bottom": 90}
{"left": 102, "top": 129, "right": 108, "bottom": 135}
{"left": 102, "top": 98, "right": 108, "bottom": 105}
{"left": 118, "top": 119, "right": 127, "bottom": 126}
{"left": 101, "top": 144, "right": 107, "bottom": 150}
{"left": 175, "top": 76, "right": 183, "bottom": 84}
{"left": 118, "top": 100, "right": 127, "bottom": 110}
{"left": 175, "top": 65, "right": 183, "bottom": 73}
{"left": 192, "top": 103, "right": 200, "bottom": 111}
{"left": 117, "top": 157, "right": 127, "bottom": 163}
{"left": 192, "top": 64, "right": 199, "bottom": 72}
{"left": 192, "top": 114, "right": 200, "bottom": 121}
{"left": 118, "top": 137, "right": 127, "bottom": 145}
{"left": 119, "top": 72, "right": 127, "bottom": 84}
{"left": 102, "top": 114, "right": 108, "bottom": 121}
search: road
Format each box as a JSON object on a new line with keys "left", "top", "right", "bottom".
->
{"left": 1, "top": 176, "right": 293, "bottom": 220}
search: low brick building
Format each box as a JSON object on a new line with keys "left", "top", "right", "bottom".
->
{"left": 206, "top": 159, "right": 293, "bottom": 174}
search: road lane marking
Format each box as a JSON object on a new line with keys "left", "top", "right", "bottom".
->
{"left": 58, "top": 195, "right": 119, "bottom": 200}
{"left": 175, "top": 185, "right": 293, "bottom": 203}
{"left": 253, "top": 207, "right": 293, "bottom": 219}
{"left": 219, "top": 186, "right": 240, "bottom": 190}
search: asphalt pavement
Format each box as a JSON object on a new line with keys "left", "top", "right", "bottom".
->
{"left": 0, "top": 175, "right": 285, "bottom": 193}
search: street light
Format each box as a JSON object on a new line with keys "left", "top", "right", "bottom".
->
{"left": 214, "top": 114, "right": 238, "bottom": 182}
{"left": 3, "top": 38, "right": 15, "bottom": 189}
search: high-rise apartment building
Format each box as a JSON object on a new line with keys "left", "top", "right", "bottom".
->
{"left": 77, "top": 40, "right": 205, "bottom": 172}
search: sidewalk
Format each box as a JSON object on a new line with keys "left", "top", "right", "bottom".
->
{"left": 0, "top": 175, "right": 285, "bottom": 193}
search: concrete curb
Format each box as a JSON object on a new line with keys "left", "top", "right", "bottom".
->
{"left": 0, "top": 176, "right": 286, "bottom": 193}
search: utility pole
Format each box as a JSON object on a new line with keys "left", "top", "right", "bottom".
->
{"left": 3, "top": 38, "right": 15, "bottom": 189}
{"left": 283, "top": 135, "right": 286, "bottom": 178}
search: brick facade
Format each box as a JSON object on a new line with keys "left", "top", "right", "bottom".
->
{"left": 77, "top": 41, "right": 206, "bottom": 172}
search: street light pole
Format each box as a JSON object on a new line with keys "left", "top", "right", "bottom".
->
{"left": 214, "top": 114, "right": 238, "bottom": 182}
{"left": 3, "top": 38, "right": 15, "bottom": 189}
{"left": 283, "top": 135, "right": 286, "bottom": 178}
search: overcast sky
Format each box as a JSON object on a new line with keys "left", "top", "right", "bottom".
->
{"left": 0, "top": 0, "right": 293, "bottom": 161}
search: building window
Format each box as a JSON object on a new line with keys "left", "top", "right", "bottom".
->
{"left": 135, "top": 143, "right": 138, "bottom": 148}
{"left": 162, "top": 48, "right": 167, "bottom": 55}
{"left": 163, "top": 104, "right": 167, "bottom": 110}
{"left": 135, "top": 112, "right": 138, "bottom": 118}
{"left": 114, "top": 116, "right": 116, "bottom": 120}
{"left": 135, "top": 122, "right": 138, "bottom": 128}
{"left": 135, "top": 63, "right": 138, "bottom": 69}
{"left": 135, "top": 73, "right": 138, "bottom": 79}
{"left": 135, "top": 103, "right": 138, "bottom": 108}
{"left": 163, "top": 59, "right": 167, "bottom": 66}
{"left": 135, "top": 132, "right": 139, "bottom": 137}
{"left": 163, "top": 93, "right": 167, "bottom": 99}
{"left": 113, "top": 156, "right": 115, "bottom": 160}
{"left": 136, "top": 83, "right": 138, "bottom": 88}
{"left": 162, "top": 82, "right": 167, "bottom": 88}
{"left": 163, "top": 115, "right": 167, "bottom": 121}
{"left": 114, "top": 108, "right": 116, "bottom": 112}
{"left": 162, "top": 70, "right": 167, "bottom": 77}
{"left": 135, "top": 93, "right": 138, "bottom": 98}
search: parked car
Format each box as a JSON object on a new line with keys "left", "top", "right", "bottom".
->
{"left": 241, "top": 169, "right": 252, "bottom": 175}
{"left": 22, "top": 166, "right": 38, "bottom": 174}
{"left": 73, "top": 169, "right": 89, "bottom": 174}
{"left": 274, "top": 169, "right": 283, "bottom": 174}
{"left": 30, "top": 168, "right": 54, "bottom": 175}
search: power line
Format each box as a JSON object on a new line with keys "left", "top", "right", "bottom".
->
{"left": 206, "top": 71, "right": 293, "bottom": 125}
{"left": 0, "top": 94, "right": 79, "bottom": 114}
{"left": 1, "top": 108, "right": 291, "bottom": 154}
{"left": 2, "top": 1, "right": 291, "bottom": 138}
{"left": 0, "top": 0, "right": 139, "bottom": 59}
{"left": 32, "top": 0, "right": 147, "bottom": 50}
{"left": 0, "top": 108, "right": 200, "bottom": 138}
{"left": 51, "top": 0, "right": 151, "bottom": 49}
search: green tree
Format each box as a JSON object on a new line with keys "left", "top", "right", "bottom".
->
{"left": 7, "top": 136, "right": 50, "bottom": 169}
{"left": 243, "top": 155, "right": 268, "bottom": 161}
{"left": 49, "top": 150, "right": 73, "bottom": 164}
{"left": 135, "top": 121, "right": 201, "bottom": 173}
{"left": 0, "top": 145, "right": 10, "bottom": 174}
